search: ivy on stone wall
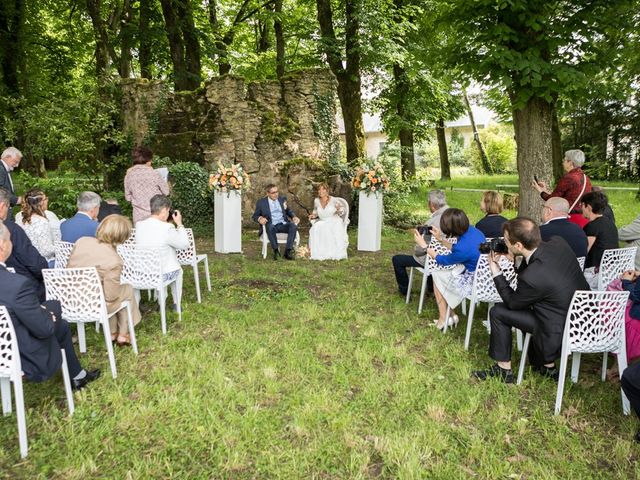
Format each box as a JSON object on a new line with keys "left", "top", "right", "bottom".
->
{"left": 312, "top": 82, "right": 342, "bottom": 175}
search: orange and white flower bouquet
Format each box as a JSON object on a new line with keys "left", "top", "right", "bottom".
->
{"left": 351, "top": 162, "right": 390, "bottom": 195}
{"left": 209, "top": 162, "right": 250, "bottom": 193}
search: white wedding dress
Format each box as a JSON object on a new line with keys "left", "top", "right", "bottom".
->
{"left": 309, "top": 197, "right": 348, "bottom": 261}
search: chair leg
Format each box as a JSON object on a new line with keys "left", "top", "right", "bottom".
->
{"left": 617, "top": 353, "right": 631, "bottom": 415}
{"left": 172, "top": 272, "right": 183, "bottom": 322}
{"left": 262, "top": 237, "right": 267, "bottom": 259}
{"left": 554, "top": 350, "right": 570, "bottom": 415}
{"left": 77, "top": 323, "right": 87, "bottom": 353}
{"left": 570, "top": 352, "right": 581, "bottom": 384}
{"left": 464, "top": 300, "right": 477, "bottom": 351}
{"left": 517, "top": 333, "right": 531, "bottom": 385}
{"left": 158, "top": 288, "right": 167, "bottom": 335}
{"left": 461, "top": 298, "right": 467, "bottom": 316}
{"left": 60, "top": 349, "right": 75, "bottom": 416}
{"left": 417, "top": 273, "right": 428, "bottom": 315}
{"left": 406, "top": 268, "right": 414, "bottom": 304}
{"left": 101, "top": 320, "right": 117, "bottom": 379}
{"left": 13, "top": 375, "right": 28, "bottom": 458}
{"left": 134, "top": 289, "right": 141, "bottom": 306}
{"left": 203, "top": 257, "right": 211, "bottom": 292}
{"left": 192, "top": 262, "right": 202, "bottom": 304}
{"left": 516, "top": 329, "right": 523, "bottom": 352}
{"left": 601, "top": 352, "right": 608, "bottom": 382}
{"left": 124, "top": 302, "right": 138, "bottom": 355}
{"left": 1, "top": 377, "right": 11, "bottom": 415}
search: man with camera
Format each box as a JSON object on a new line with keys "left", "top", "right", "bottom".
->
{"left": 472, "top": 217, "right": 589, "bottom": 383}
{"left": 391, "top": 190, "right": 448, "bottom": 296}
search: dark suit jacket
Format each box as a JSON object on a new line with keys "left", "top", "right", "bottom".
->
{"left": 252, "top": 196, "right": 296, "bottom": 225}
{"left": 0, "top": 162, "right": 18, "bottom": 218}
{"left": 97, "top": 202, "right": 123, "bottom": 222}
{"left": 0, "top": 265, "right": 62, "bottom": 382}
{"left": 540, "top": 218, "right": 588, "bottom": 258}
{"left": 61, "top": 212, "right": 98, "bottom": 243}
{"left": 493, "top": 237, "right": 590, "bottom": 362}
{"left": 5, "top": 219, "right": 48, "bottom": 301}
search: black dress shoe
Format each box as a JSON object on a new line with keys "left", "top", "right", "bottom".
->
{"left": 532, "top": 364, "right": 560, "bottom": 381}
{"left": 72, "top": 369, "right": 101, "bottom": 391}
{"left": 272, "top": 249, "right": 281, "bottom": 260}
{"left": 471, "top": 364, "right": 514, "bottom": 384}
{"left": 284, "top": 249, "right": 295, "bottom": 260}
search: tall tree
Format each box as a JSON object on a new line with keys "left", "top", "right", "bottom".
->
{"left": 160, "top": 0, "right": 201, "bottom": 90}
{"left": 316, "top": 0, "right": 365, "bottom": 165}
{"left": 0, "top": 0, "right": 25, "bottom": 97}
{"left": 436, "top": 118, "right": 450, "bottom": 180}
{"left": 463, "top": 88, "right": 491, "bottom": 174}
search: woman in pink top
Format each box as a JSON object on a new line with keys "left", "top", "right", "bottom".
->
{"left": 124, "top": 145, "right": 169, "bottom": 224}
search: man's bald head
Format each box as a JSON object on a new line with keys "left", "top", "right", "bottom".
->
{"left": 543, "top": 197, "right": 570, "bottom": 222}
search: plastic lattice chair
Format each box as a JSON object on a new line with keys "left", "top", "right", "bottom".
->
{"left": 43, "top": 267, "right": 138, "bottom": 379}
{"left": 597, "top": 247, "right": 637, "bottom": 291}
{"left": 0, "top": 306, "right": 74, "bottom": 458}
{"left": 176, "top": 228, "right": 211, "bottom": 304}
{"left": 576, "top": 256, "right": 586, "bottom": 271}
{"left": 517, "top": 290, "right": 631, "bottom": 415}
{"left": 406, "top": 237, "right": 458, "bottom": 315}
{"left": 54, "top": 241, "right": 74, "bottom": 269}
{"left": 117, "top": 244, "right": 182, "bottom": 335}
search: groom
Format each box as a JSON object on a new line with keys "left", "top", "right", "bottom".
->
{"left": 252, "top": 184, "right": 300, "bottom": 260}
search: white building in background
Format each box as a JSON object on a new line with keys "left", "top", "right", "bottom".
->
{"left": 336, "top": 105, "right": 497, "bottom": 159}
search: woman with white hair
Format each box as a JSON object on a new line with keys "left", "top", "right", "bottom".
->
{"left": 532, "top": 149, "right": 592, "bottom": 228}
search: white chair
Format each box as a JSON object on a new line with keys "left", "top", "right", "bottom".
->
{"left": 260, "top": 224, "right": 300, "bottom": 259}
{"left": 54, "top": 241, "right": 74, "bottom": 269}
{"left": 597, "top": 247, "right": 637, "bottom": 291}
{"left": 576, "top": 256, "right": 586, "bottom": 271}
{"left": 42, "top": 268, "right": 138, "bottom": 379}
{"left": 517, "top": 290, "right": 631, "bottom": 415}
{"left": 333, "top": 197, "right": 351, "bottom": 236}
{"left": 176, "top": 228, "right": 211, "bottom": 304}
{"left": 405, "top": 237, "right": 457, "bottom": 314}
{"left": 460, "top": 254, "right": 518, "bottom": 349}
{"left": 0, "top": 306, "right": 74, "bottom": 458}
{"left": 118, "top": 244, "right": 182, "bottom": 335}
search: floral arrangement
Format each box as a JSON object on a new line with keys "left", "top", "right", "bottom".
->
{"left": 209, "top": 162, "right": 250, "bottom": 192}
{"left": 352, "top": 162, "right": 390, "bottom": 194}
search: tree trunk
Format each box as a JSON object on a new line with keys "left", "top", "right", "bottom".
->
{"left": 86, "top": 0, "right": 112, "bottom": 82}
{"left": 119, "top": 0, "right": 133, "bottom": 78}
{"left": 257, "top": 19, "right": 270, "bottom": 53}
{"left": 160, "top": 0, "right": 188, "bottom": 90}
{"left": 392, "top": 63, "right": 415, "bottom": 179}
{"left": 551, "top": 102, "right": 563, "bottom": 182}
{"left": 0, "top": 0, "right": 25, "bottom": 97}
{"left": 436, "top": 118, "right": 451, "bottom": 180}
{"left": 463, "top": 88, "right": 492, "bottom": 174}
{"left": 274, "top": 0, "right": 285, "bottom": 80}
{"left": 316, "top": 0, "right": 365, "bottom": 165}
{"left": 512, "top": 96, "right": 553, "bottom": 219}
{"left": 176, "top": 0, "right": 201, "bottom": 90}
{"left": 139, "top": 0, "right": 152, "bottom": 78}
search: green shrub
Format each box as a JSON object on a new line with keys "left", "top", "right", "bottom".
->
{"left": 466, "top": 124, "right": 516, "bottom": 174}
{"left": 167, "top": 162, "right": 213, "bottom": 230}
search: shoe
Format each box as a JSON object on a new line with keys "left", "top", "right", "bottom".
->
{"left": 110, "top": 333, "right": 118, "bottom": 343}
{"left": 284, "top": 249, "right": 295, "bottom": 260}
{"left": 116, "top": 334, "right": 132, "bottom": 347}
{"left": 449, "top": 314, "right": 459, "bottom": 328}
{"left": 71, "top": 369, "right": 101, "bottom": 391}
{"left": 532, "top": 364, "right": 559, "bottom": 381}
{"left": 272, "top": 249, "right": 281, "bottom": 260}
{"left": 471, "top": 364, "right": 514, "bottom": 384}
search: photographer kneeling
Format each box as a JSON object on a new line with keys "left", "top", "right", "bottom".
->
{"left": 419, "top": 208, "right": 485, "bottom": 330}
{"left": 472, "top": 218, "right": 589, "bottom": 384}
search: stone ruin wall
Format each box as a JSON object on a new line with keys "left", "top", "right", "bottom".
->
{"left": 121, "top": 70, "right": 350, "bottom": 225}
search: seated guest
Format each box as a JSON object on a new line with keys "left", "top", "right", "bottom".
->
{"left": 0, "top": 220, "right": 100, "bottom": 389}
{"left": 421, "top": 208, "right": 485, "bottom": 330}
{"left": 308, "top": 183, "right": 348, "bottom": 261}
{"left": 622, "top": 362, "right": 640, "bottom": 443}
{"left": 472, "top": 219, "right": 589, "bottom": 383}
{"left": 124, "top": 145, "right": 169, "bottom": 224}
{"left": 392, "top": 190, "right": 448, "bottom": 295}
{"left": 16, "top": 188, "right": 57, "bottom": 267}
{"left": 15, "top": 195, "right": 61, "bottom": 243}
{"left": 67, "top": 215, "right": 141, "bottom": 346}
{"left": 475, "top": 190, "right": 508, "bottom": 238}
{"left": 61, "top": 191, "right": 101, "bottom": 243}
{"left": 0, "top": 188, "right": 48, "bottom": 300}
{"left": 619, "top": 213, "right": 640, "bottom": 270}
{"left": 581, "top": 191, "right": 619, "bottom": 276}
{"left": 252, "top": 184, "right": 301, "bottom": 260}
{"left": 135, "top": 194, "right": 188, "bottom": 290}
{"left": 539, "top": 197, "right": 588, "bottom": 258}
{"left": 591, "top": 186, "right": 616, "bottom": 225}
{"left": 97, "top": 198, "right": 123, "bottom": 222}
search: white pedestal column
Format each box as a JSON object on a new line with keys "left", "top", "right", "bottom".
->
{"left": 357, "top": 191, "right": 383, "bottom": 252}
{"left": 214, "top": 191, "right": 242, "bottom": 253}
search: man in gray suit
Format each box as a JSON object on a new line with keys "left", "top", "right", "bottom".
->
{"left": 619, "top": 214, "right": 640, "bottom": 270}
{"left": 0, "top": 147, "right": 22, "bottom": 219}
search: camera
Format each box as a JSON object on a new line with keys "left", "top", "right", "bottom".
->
{"left": 479, "top": 238, "right": 509, "bottom": 254}
{"left": 169, "top": 208, "right": 176, "bottom": 218}
{"left": 417, "top": 225, "right": 433, "bottom": 236}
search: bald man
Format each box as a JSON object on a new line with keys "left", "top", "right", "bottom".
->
{"left": 539, "top": 197, "right": 588, "bottom": 258}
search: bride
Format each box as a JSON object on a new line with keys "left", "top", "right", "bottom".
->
{"left": 308, "top": 183, "right": 348, "bottom": 260}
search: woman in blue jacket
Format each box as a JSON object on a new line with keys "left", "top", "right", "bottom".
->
{"left": 415, "top": 208, "right": 485, "bottom": 330}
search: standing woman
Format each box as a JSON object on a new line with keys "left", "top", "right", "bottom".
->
{"left": 475, "top": 191, "right": 508, "bottom": 238}
{"left": 124, "top": 145, "right": 169, "bottom": 224}
{"left": 532, "top": 149, "right": 592, "bottom": 228}
{"left": 16, "top": 188, "right": 57, "bottom": 267}
{"left": 67, "top": 215, "right": 141, "bottom": 346}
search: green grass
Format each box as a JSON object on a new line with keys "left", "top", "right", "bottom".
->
{"left": 2, "top": 178, "right": 640, "bottom": 478}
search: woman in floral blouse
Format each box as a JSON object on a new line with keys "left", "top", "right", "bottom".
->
{"left": 124, "top": 145, "right": 169, "bottom": 224}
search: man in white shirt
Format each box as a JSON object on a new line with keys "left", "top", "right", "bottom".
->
{"left": 0, "top": 146, "right": 23, "bottom": 219}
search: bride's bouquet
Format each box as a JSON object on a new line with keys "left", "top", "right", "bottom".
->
{"left": 352, "top": 162, "right": 390, "bottom": 195}
{"left": 209, "top": 162, "right": 250, "bottom": 193}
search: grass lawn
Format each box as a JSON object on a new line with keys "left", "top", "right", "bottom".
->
{"left": 2, "top": 178, "right": 640, "bottom": 478}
